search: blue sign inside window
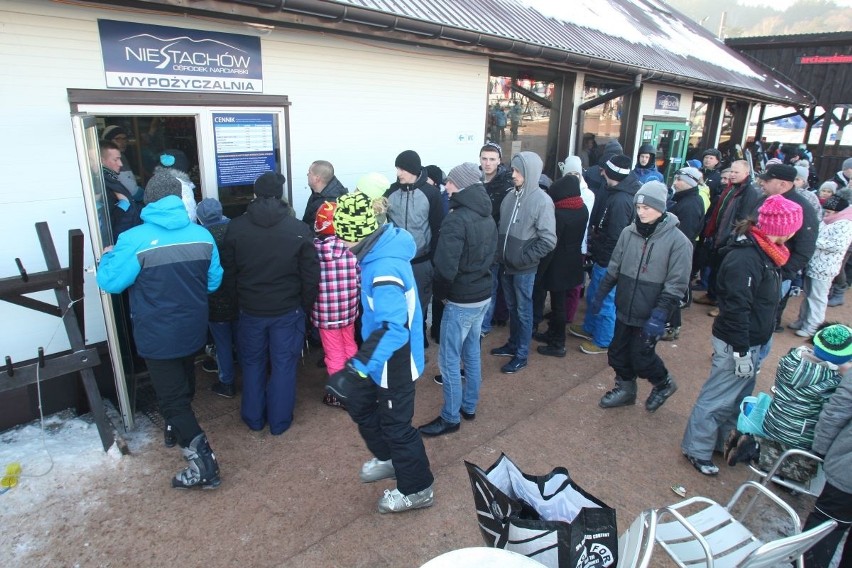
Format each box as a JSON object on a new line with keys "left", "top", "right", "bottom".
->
{"left": 213, "top": 113, "right": 277, "bottom": 187}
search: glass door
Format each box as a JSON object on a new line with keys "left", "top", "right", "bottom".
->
{"left": 642, "top": 121, "right": 690, "bottom": 186}
{"left": 71, "top": 114, "right": 134, "bottom": 430}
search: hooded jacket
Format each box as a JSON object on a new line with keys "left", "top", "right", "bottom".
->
{"left": 483, "top": 163, "right": 514, "bottom": 224}
{"left": 222, "top": 197, "right": 320, "bottom": 317}
{"left": 349, "top": 224, "right": 425, "bottom": 388}
{"left": 432, "top": 182, "right": 497, "bottom": 304}
{"left": 596, "top": 213, "right": 692, "bottom": 326}
{"left": 585, "top": 139, "right": 624, "bottom": 225}
{"left": 668, "top": 186, "right": 706, "bottom": 243}
{"left": 712, "top": 232, "right": 781, "bottom": 352}
{"left": 301, "top": 176, "right": 348, "bottom": 229}
{"left": 588, "top": 172, "right": 642, "bottom": 266}
{"left": 812, "top": 372, "right": 852, "bottom": 493}
{"left": 633, "top": 144, "right": 664, "bottom": 185}
{"left": 96, "top": 195, "right": 222, "bottom": 359}
{"left": 497, "top": 152, "right": 557, "bottom": 275}
{"left": 385, "top": 169, "right": 444, "bottom": 262}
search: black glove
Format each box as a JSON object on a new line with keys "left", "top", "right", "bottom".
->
{"left": 325, "top": 361, "right": 366, "bottom": 403}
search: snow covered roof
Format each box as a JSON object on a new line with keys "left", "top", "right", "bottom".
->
{"left": 318, "top": 0, "right": 811, "bottom": 104}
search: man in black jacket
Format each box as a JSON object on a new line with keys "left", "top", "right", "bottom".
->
{"left": 302, "top": 160, "right": 348, "bottom": 230}
{"left": 222, "top": 172, "right": 320, "bottom": 435}
{"left": 419, "top": 163, "right": 496, "bottom": 437}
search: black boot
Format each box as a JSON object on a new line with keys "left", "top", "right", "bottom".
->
{"left": 599, "top": 378, "right": 637, "bottom": 408}
{"left": 172, "top": 433, "right": 221, "bottom": 489}
{"left": 645, "top": 375, "right": 678, "bottom": 413}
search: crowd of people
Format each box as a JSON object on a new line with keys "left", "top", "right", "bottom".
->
{"left": 96, "top": 126, "right": 852, "bottom": 562}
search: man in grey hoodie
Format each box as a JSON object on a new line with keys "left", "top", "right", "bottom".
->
{"left": 490, "top": 152, "right": 556, "bottom": 374}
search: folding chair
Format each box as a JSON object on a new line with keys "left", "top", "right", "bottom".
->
{"left": 747, "top": 447, "right": 825, "bottom": 497}
{"left": 654, "top": 481, "right": 836, "bottom": 568}
{"left": 617, "top": 509, "right": 656, "bottom": 568}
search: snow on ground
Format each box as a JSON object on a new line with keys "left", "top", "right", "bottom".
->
{"left": 0, "top": 406, "right": 156, "bottom": 519}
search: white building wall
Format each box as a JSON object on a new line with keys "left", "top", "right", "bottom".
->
{"left": 0, "top": 0, "right": 488, "bottom": 361}
{"left": 631, "top": 84, "right": 693, "bottom": 153}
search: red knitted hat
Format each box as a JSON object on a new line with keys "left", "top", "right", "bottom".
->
{"left": 314, "top": 201, "right": 338, "bottom": 236}
{"left": 757, "top": 194, "right": 803, "bottom": 237}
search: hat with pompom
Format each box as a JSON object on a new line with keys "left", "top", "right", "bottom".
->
{"left": 813, "top": 324, "right": 852, "bottom": 365}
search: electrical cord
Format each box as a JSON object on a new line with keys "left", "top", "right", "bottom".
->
{"left": 12, "top": 297, "right": 85, "bottom": 479}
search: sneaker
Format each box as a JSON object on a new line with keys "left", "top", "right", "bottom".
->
{"left": 480, "top": 329, "right": 490, "bottom": 339}
{"left": 211, "top": 382, "right": 236, "bottom": 398}
{"left": 201, "top": 358, "right": 218, "bottom": 373}
{"left": 490, "top": 344, "right": 516, "bottom": 358}
{"left": 204, "top": 343, "right": 216, "bottom": 358}
{"left": 537, "top": 344, "right": 566, "bottom": 357}
{"left": 645, "top": 376, "right": 678, "bottom": 413}
{"left": 359, "top": 458, "right": 395, "bottom": 483}
{"left": 433, "top": 374, "right": 443, "bottom": 385}
{"left": 686, "top": 454, "right": 719, "bottom": 476}
{"left": 579, "top": 341, "right": 607, "bottom": 354}
{"left": 795, "top": 329, "right": 813, "bottom": 338}
{"left": 377, "top": 485, "right": 434, "bottom": 514}
{"left": 163, "top": 423, "right": 177, "bottom": 448}
{"left": 567, "top": 324, "right": 592, "bottom": 341}
{"left": 501, "top": 357, "right": 528, "bottom": 374}
{"left": 660, "top": 327, "right": 680, "bottom": 341}
{"left": 707, "top": 307, "right": 720, "bottom": 317}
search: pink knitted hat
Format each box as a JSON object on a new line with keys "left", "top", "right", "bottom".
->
{"left": 757, "top": 194, "right": 803, "bottom": 237}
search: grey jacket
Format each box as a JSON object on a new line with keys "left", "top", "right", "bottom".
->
{"left": 812, "top": 371, "right": 852, "bottom": 493}
{"left": 497, "top": 152, "right": 557, "bottom": 275}
{"left": 597, "top": 213, "right": 692, "bottom": 325}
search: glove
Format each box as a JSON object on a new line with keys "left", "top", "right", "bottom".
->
{"left": 588, "top": 294, "right": 603, "bottom": 316}
{"left": 642, "top": 308, "right": 668, "bottom": 340}
{"left": 325, "top": 361, "right": 366, "bottom": 403}
{"left": 733, "top": 351, "right": 754, "bottom": 379}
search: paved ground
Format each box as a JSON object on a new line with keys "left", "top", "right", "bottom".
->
{"left": 3, "top": 293, "right": 847, "bottom": 567}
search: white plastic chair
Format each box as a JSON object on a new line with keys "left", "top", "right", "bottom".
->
{"left": 654, "top": 481, "right": 836, "bottom": 568}
{"left": 747, "top": 447, "right": 825, "bottom": 497}
{"left": 617, "top": 509, "right": 656, "bottom": 568}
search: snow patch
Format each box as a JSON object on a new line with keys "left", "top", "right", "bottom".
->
{"left": 518, "top": 0, "right": 765, "bottom": 80}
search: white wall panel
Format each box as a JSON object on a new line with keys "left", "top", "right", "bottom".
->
{"left": 0, "top": 0, "right": 488, "bottom": 360}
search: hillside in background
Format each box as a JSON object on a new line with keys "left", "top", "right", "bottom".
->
{"left": 664, "top": 0, "right": 852, "bottom": 37}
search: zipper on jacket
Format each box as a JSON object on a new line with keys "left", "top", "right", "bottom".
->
{"left": 626, "top": 236, "right": 650, "bottom": 317}
{"left": 404, "top": 188, "right": 410, "bottom": 230}
{"left": 502, "top": 189, "right": 523, "bottom": 259}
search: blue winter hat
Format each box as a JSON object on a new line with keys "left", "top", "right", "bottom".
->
{"left": 196, "top": 198, "right": 226, "bottom": 226}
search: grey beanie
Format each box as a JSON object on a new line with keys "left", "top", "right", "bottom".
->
{"left": 144, "top": 171, "right": 182, "bottom": 205}
{"left": 634, "top": 181, "right": 668, "bottom": 214}
{"left": 196, "top": 198, "right": 225, "bottom": 226}
{"left": 843, "top": 157, "right": 852, "bottom": 171}
{"left": 794, "top": 165, "right": 809, "bottom": 181}
{"left": 446, "top": 162, "right": 481, "bottom": 190}
{"left": 675, "top": 167, "right": 702, "bottom": 188}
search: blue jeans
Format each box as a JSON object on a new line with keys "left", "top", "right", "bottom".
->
{"left": 501, "top": 270, "right": 536, "bottom": 360}
{"left": 582, "top": 264, "right": 616, "bottom": 348}
{"left": 208, "top": 320, "right": 238, "bottom": 385}
{"left": 238, "top": 309, "right": 305, "bottom": 435}
{"left": 481, "top": 264, "right": 501, "bottom": 334}
{"left": 439, "top": 302, "right": 488, "bottom": 423}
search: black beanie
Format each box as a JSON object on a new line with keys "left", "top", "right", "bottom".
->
{"left": 395, "top": 150, "right": 422, "bottom": 176}
{"left": 604, "top": 154, "right": 632, "bottom": 182}
{"left": 254, "top": 171, "right": 286, "bottom": 199}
